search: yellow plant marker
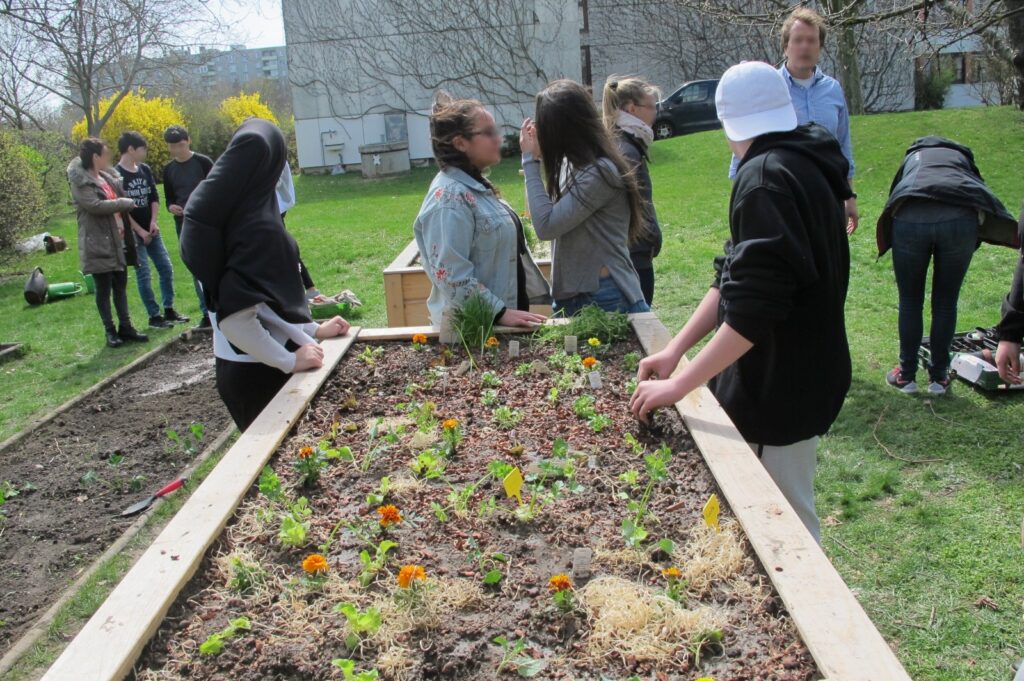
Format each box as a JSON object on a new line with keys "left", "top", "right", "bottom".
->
{"left": 503, "top": 467, "right": 524, "bottom": 505}
{"left": 703, "top": 493, "right": 720, "bottom": 532}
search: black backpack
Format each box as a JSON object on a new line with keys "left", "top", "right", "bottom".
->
{"left": 24, "top": 267, "right": 48, "bottom": 305}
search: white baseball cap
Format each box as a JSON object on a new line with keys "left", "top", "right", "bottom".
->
{"left": 715, "top": 61, "right": 797, "bottom": 142}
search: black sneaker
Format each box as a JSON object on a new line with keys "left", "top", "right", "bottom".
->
{"left": 118, "top": 326, "right": 149, "bottom": 343}
{"left": 149, "top": 315, "right": 173, "bottom": 329}
{"left": 193, "top": 314, "right": 212, "bottom": 330}
{"left": 886, "top": 366, "right": 918, "bottom": 394}
{"left": 164, "top": 307, "right": 190, "bottom": 324}
{"left": 106, "top": 330, "right": 124, "bottom": 348}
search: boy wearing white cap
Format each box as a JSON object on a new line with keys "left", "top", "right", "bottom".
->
{"left": 631, "top": 61, "right": 853, "bottom": 543}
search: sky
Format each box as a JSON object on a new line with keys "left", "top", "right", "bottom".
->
{"left": 212, "top": 0, "right": 286, "bottom": 49}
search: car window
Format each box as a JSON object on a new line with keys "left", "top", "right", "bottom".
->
{"left": 678, "top": 83, "right": 709, "bottom": 103}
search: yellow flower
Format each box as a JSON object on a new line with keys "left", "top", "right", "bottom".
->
{"left": 302, "top": 553, "right": 329, "bottom": 574}
{"left": 662, "top": 566, "right": 682, "bottom": 579}
{"left": 298, "top": 446, "right": 315, "bottom": 460}
{"left": 377, "top": 504, "right": 402, "bottom": 527}
{"left": 442, "top": 418, "right": 459, "bottom": 431}
{"left": 397, "top": 564, "right": 426, "bottom": 588}
{"left": 412, "top": 333, "right": 428, "bottom": 344}
{"left": 548, "top": 574, "right": 573, "bottom": 592}
{"left": 485, "top": 336, "right": 499, "bottom": 348}
{"left": 587, "top": 337, "right": 601, "bottom": 347}
{"left": 581, "top": 356, "right": 599, "bottom": 369}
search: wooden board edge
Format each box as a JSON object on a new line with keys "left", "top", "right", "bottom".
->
{"left": 382, "top": 238, "right": 422, "bottom": 273}
{"left": 40, "top": 330, "right": 361, "bottom": 681}
{"left": 628, "top": 313, "right": 911, "bottom": 681}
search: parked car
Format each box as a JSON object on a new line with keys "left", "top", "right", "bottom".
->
{"left": 653, "top": 79, "right": 721, "bottom": 140}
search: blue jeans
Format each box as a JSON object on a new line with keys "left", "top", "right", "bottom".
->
{"left": 134, "top": 232, "right": 175, "bottom": 318}
{"left": 892, "top": 216, "right": 977, "bottom": 380}
{"left": 174, "top": 217, "right": 208, "bottom": 316}
{"left": 553, "top": 275, "right": 651, "bottom": 317}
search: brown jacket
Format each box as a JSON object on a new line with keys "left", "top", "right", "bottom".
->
{"left": 67, "top": 158, "right": 137, "bottom": 274}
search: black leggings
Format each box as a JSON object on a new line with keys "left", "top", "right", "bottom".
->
{"left": 636, "top": 266, "right": 655, "bottom": 306}
{"left": 215, "top": 357, "right": 291, "bottom": 432}
{"left": 93, "top": 269, "right": 131, "bottom": 332}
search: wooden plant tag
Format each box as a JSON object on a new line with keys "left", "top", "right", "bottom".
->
{"left": 588, "top": 371, "right": 602, "bottom": 389}
{"left": 703, "top": 493, "right": 721, "bottom": 532}
{"left": 564, "top": 336, "right": 577, "bottom": 354}
{"left": 508, "top": 340, "right": 520, "bottom": 358}
{"left": 503, "top": 467, "right": 524, "bottom": 505}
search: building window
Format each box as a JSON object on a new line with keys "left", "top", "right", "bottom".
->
{"left": 580, "top": 45, "right": 592, "bottom": 86}
{"left": 579, "top": 0, "right": 589, "bottom": 32}
{"left": 939, "top": 53, "right": 967, "bottom": 84}
{"left": 384, "top": 112, "right": 408, "bottom": 143}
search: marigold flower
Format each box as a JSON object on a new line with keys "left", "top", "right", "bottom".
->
{"left": 397, "top": 564, "right": 426, "bottom": 588}
{"left": 582, "top": 356, "right": 599, "bottom": 369}
{"left": 412, "top": 333, "right": 428, "bottom": 344}
{"left": 442, "top": 418, "right": 459, "bottom": 431}
{"left": 587, "top": 337, "right": 601, "bottom": 347}
{"left": 485, "top": 336, "right": 499, "bottom": 348}
{"left": 548, "top": 573, "right": 573, "bottom": 592}
{"left": 298, "top": 446, "right": 315, "bottom": 459}
{"left": 302, "top": 553, "right": 329, "bottom": 574}
{"left": 377, "top": 504, "right": 402, "bottom": 527}
{"left": 662, "top": 566, "right": 682, "bottom": 579}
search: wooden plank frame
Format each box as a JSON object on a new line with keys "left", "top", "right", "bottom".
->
{"left": 43, "top": 316, "right": 910, "bottom": 681}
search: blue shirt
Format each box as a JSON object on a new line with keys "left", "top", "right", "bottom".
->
{"left": 729, "top": 64, "right": 854, "bottom": 180}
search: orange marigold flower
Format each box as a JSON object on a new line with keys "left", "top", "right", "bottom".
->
{"left": 298, "top": 446, "right": 315, "bottom": 459}
{"left": 662, "top": 566, "right": 682, "bottom": 579}
{"left": 582, "top": 356, "right": 599, "bottom": 369}
{"left": 485, "top": 336, "right": 499, "bottom": 348}
{"left": 377, "top": 504, "right": 402, "bottom": 527}
{"left": 412, "top": 333, "right": 428, "bottom": 344}
{"left": 397, "top": 564, "right": 426, "bottom": 588}
{"left": 548, "top": 574, "right": 573, "bottom": 592}
{"left": 442, "top": 418, "right": 459, "bottom": 430}
{"left": 302, "top": 553, "right": 329, "bottom": 574}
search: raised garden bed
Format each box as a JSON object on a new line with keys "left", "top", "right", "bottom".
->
{"left": 0, "top": 342, "right": 23, "bottom": 363}
{"left": 383, "top": 240, "right": 552, "bottom": 327}
{"left": 41, "top": 316, "right": 911, "bottom": 681}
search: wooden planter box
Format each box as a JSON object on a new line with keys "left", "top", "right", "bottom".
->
{"left": 0, "top": 342, "right": 23, "bottom": 363}
{"left": 42, "top": 315, "right": 911, "bottom": 681}
{"left": 383, "top": 239, "right": 552, "bottom": 327}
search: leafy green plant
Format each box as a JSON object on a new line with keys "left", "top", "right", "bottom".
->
{"left": 467, "top": 539, "right": 508, "bottom": 586}
{"left": 514, "top": 362, "right": 533, "bottom": 377}
{"left": 440, "top": 418, "right": 462, "bottom": 457}
{"left": 625, "top": 377, "right": 639, "bottom": 395}
{"left": 492, "top": 406, "right": 523, "bottom": 430}
{"left": 620, "top": 445, "right": 673, "bottom": 549}
{"left": 493, "top": 635, "right": 546, "bottom": 677}
{"left": 623, "top": 351, "right": 641, "bottom": 372}
{"left": 404, "top": 400, "right": 438, "bottom": 433}
{"left": 227, "top": 556, "right": 267, "bottom": 594}
{"left": 331, "top": 658, "right": 380, "bottom": 681}
{"left": 357, "top": 346, "right": 385, "bottom": 366}
{"left": 481, "top": 388, "right": 501, "bottom": 407}
{"left": 588, "top": 413, "right": 612, "bottom": 433}
{"left": 166, "top": 422, "right": 205, "bottom": 457}
{"left": 335, "top": 602, "right": 383, "bottom": 649}
{"left": 573, "top": 395, "right": 597, "bottom": 419}
{"left": 366, "top": 476, "right": 390, "bottom": 507}
{"left": 294, "top": 444, "right": 330, "bottom": 486}
{"left": 487, "top": 460, "right": 515, "bottom": 481}
{"left": 480, "top": 371, "right": 502, "bottom": 388}
{"left": 278, "top": 497, "right": 312, "bottom": 548}
{"left": 689, "top": 628, "right": 724, "bottom": 667}
{"left": 452, "top": 291, "right": 497, "bottom": 358}
{"left": 409, "top": 449, "right": 447, "bottom": 479}
{"left": 198, "top": 616, "right": 251, "bottom": 656}
{"left": 357, "top": 539, "right": 398, "bottom": 587}
{"left": 533, "top": 305, "right": 630, "bottom": 345}
{"left": 547, "top": 387, "right": 559, "bottom": 404}
{"left": 258, "top": 466, "right": 283, "bottom": 501}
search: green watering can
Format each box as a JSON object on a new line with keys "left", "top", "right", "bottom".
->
{"left": 81, "top": 271, "right": 96, "bottom": 294}
{"left": 47, "top": 282, "right": 83, "bottom": 300}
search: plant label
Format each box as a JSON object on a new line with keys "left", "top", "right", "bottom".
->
{"left": 564, "top": 336, "right": 577, "bottom": 354}
{"left": 503, "top": 467, "right": 524, "bottom": 505}
{"left": 508, "top": 340, "right": 520, "bottom": 358}
{"left": 703, "top": 493, "right": 720, "bottom": 532}
{"left": 588, "top": 371, "right": 602, "bottom": 389}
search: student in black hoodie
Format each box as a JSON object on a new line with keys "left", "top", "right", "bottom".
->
{"left": 630, "top": 61, "right": 853, "bottom": 543}
{"left": 995, "top": 212, "right": 1024, "bottom": 385}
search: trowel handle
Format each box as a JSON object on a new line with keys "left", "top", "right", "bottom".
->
{"left": 154, "top": 478, "right": 186, "bottom": 499}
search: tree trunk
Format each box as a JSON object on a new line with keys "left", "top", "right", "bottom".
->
{"left": 835, "top": 24, "right": 865, "bottom": 114}
{"left": 1006, "top": 0, "right": 1024, "bottom": 109}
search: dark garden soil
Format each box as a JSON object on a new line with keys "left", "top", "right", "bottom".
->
{"left": 135, "top": 335, "right": 817, "bottom": 681}
{"left": 0, "top": 336, "right": 231, "bottom": 655}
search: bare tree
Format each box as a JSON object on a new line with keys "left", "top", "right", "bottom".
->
{"left": 0, "top": 0, "right": 225, "bottom": 136}
{"left": 0, "top": 23, "right": 50, "bottom": 130}
{"left": 284, "top": 0, "right": 577, "bottom": 121}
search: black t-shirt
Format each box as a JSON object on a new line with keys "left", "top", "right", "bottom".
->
{"left": 115, "top": 162, "right": 159, "bottom": 230}
{"left": 163, "top": 153, "right": 214, "bottom": 212}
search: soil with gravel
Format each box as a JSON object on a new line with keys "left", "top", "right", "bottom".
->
{"left": 0, "top": 336, "right": 231, "bottom": 655}
{"left": 135, "top": 335, "right": 817, "bottom": 681}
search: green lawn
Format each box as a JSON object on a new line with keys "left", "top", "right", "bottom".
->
{"left": 1, "top": 106, "right": 1022, "bottom": 679}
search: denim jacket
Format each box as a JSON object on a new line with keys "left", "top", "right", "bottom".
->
{"left": 414, "top": 167, "right": 548, "bottom": 326}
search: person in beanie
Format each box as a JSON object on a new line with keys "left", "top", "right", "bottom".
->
{"left": 630, "top": 61, "right": 853, "bottom": 543}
